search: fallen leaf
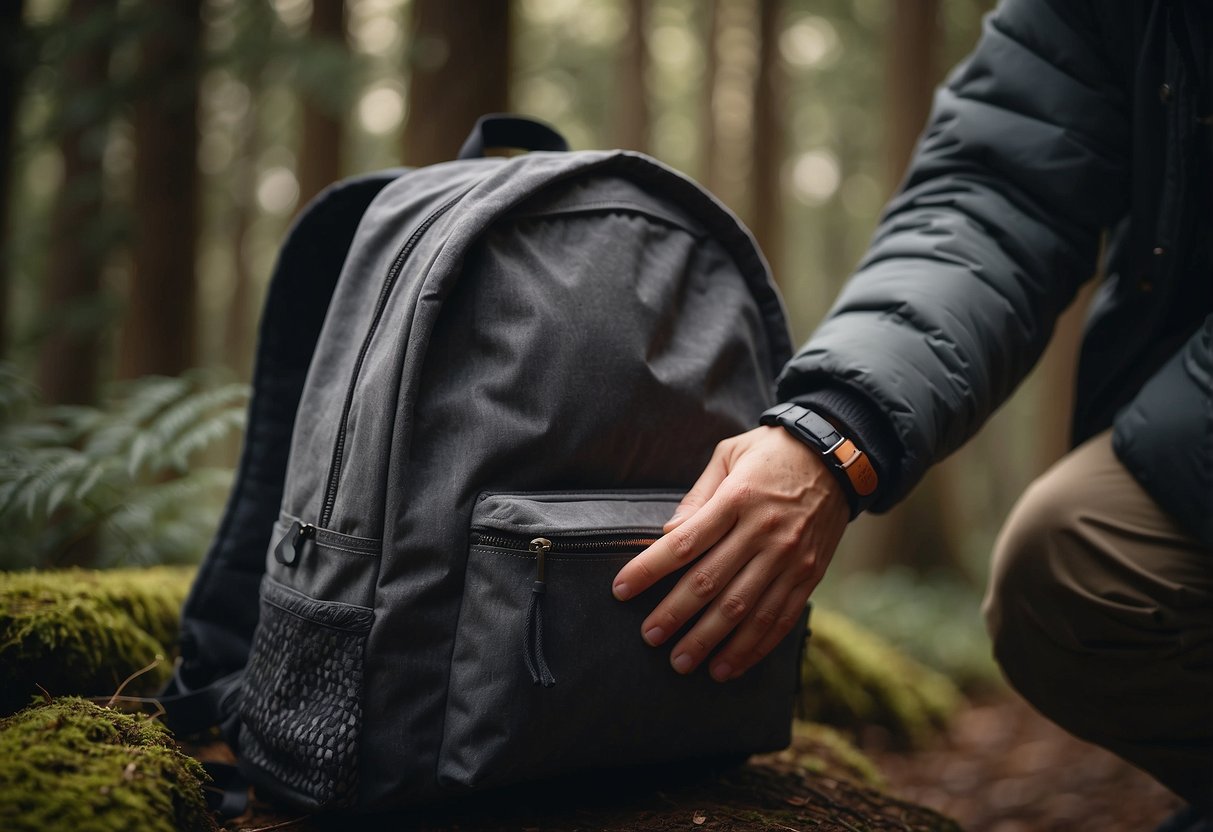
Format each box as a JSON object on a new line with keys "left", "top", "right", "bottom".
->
{"left": 692, "top": 811, "right": 707, "bottom": 825}
{"left": 785, "top": 795, "right": 808, "bottom": 806}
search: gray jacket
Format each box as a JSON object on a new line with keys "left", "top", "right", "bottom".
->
{"left": 782, "top": 0, "right": 1212, "bottom": 547}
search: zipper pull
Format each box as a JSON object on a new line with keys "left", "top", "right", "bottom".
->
{"left": 273, "top": 520, "right": 315, "bottom": 566}
{"left": 523, "top": 537, "right": 556, "bottom": 688}
{"left": 530, "top": 537, "right": 551, "bottom": 581}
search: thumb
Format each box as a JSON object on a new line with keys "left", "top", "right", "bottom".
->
{"left": 664, "top": 442, "right": 731, "bottom": 533}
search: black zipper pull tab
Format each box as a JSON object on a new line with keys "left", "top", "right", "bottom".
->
{"left": 522, "top": 537, "right": 556, "bottom": 688}
{"left": 274, "top": 520, "right": 315, "bottom": 566}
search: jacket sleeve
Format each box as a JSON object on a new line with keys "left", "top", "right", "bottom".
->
{"left": 776, "top": 0, "right": 1130, "bottom": 510}
{"left": 1113, "top": 317, "right": 1213, "bottom": 548}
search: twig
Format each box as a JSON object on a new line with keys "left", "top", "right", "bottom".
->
{"left": 107, "top": 656, "right": 164, "bottom": 708}
{"left": 239, "top": 815, "right": 310, "bottom": 832}
{"left": 35, "top": 683, "right": 53, "bottom": 704}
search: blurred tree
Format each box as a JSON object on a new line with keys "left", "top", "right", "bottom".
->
{"left": 752, "top": 0, "right": 784, "bottom": 283}
{"left": 614, "top": 0, "right": 649, "bottom": 153}
{"left": 219, "top": 1, "right": 279, "bottom": 381}
{"left": 298, "top": 0, "right": 347, "bottom": 206}
{"left": 37, "top": 0, "right": 116, "bottom": 405}
{"left": 885, "top": 0, "right": 940, "bottom": 188}
{"left": 698, "top": 0, "right": 721, "bottom": 191}
{"left": 403, "top": 0, "right": 511, "bottom": 166}
{"left": 848, "top": 0, "right": 963, "bottom": 575}
{"left": 0, "top": 0, "right": 26, "bottom": 360}
{"left": 119, "top": 0, "right": 202, "bottom": 380}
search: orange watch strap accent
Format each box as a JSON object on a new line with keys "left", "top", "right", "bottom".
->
{"left": 832, "top": 439, "right": 878, "bottom": 496}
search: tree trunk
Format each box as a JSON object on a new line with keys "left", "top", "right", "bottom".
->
{"left": 403, "top": 0, "right": 510, "bottom": 167}
{"left": 698, "top": 0, "right": 721, "bottom": 191}
{"left": 751, "top": 0, "right": 783, "bottom": 284}
{"left": 298, "top": 0, "right": 346, "bottom": 207}
{"left": 614, "top": 0, "right": 649, "bottom": 153}
{"left": 884, "top": 0, "right": 940, "bottom": 188}
{"left": 119, "top": 0, "right": 202, "bottom": 380}
{"left": 37, "top": 0, "right": 114, "bottom": 405}
{"left": 0, "top": 0, "right": 27, "bottom": 360}
{"left": 856, "top": 0, "right": 956, "bottom": 574}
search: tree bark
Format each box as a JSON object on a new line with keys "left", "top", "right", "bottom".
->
{"left": 698, "top": 0, "right": 721, "bottom": 191}
{"left": 37, "top": 0, "right": 114, "bottom": 405}
{"left": 614, "top": 0, "right": 649, "bottom": 153}
{"left": 884, "top": 0, "right": 940, "bottom": 190}
{"left": 751, "top": 0, "right": 783, "bottom": 284}
{"left": 403, "top": 0, "right": 510, "bottom": 167}
{"left": 118, "top": 0, "right": 202, "bottom": 380}
{"left": 0, "top": 0, "right": 26, "bottom": 360}
{"left": 856, "top": 0, "right": 957, "bottom": 573}
{"left": 298, "top": 0, "right": 346, "bottom": 207}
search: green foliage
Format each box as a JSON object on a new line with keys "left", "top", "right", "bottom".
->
{"left": 799, "top": 608, "right": 962, "bottom": 749}
{"left": 0, "top": 566, "right": 194, "bottom": 716}
{"left": 0, "top": 697, "right": 215, "bottom": 832}
{"left": 0, "top": 365, "right": 246, "bottom": 569}
{"left": 819, "top": 567, "right": 1002, "bottom": 690}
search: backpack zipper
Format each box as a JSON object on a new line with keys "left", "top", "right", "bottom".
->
{"left": 473, "top": 532, "right": 659, "bottom": 689}
{"left": 317, "top": 184, "right": 477, "bottom": 528}
{"left": 469, "top": 532, "right": 658, "bottom": 554}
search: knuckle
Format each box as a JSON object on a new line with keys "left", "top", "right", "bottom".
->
{"left": 727, "top": 478, "right": 755, "bottom": 505}
{"left": 757, "top": 508, "right": 781, "bottom": 535}
{"left": 656, "top": 608, "right": 682, "bottom": 631}
{"left": 688, "top": 569, "right": 718, "bottom": 599}
{"left": 667, "top": 528, "right": 698, "bottom": 562}
{"left": 719, "top": 593, "right": 748, "bottom": 623}
{"left": 686, "top": 632, "right": 712, "bottom": 657}
{"left": 775, "top": 613, "right": 798, "bottom": 635}
{"left": 753, "top": 605, "right": 780, "bottom": 628}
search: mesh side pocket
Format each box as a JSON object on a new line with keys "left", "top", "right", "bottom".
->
{"left": 239, "top": 575, "right": 374, "bottom": 809}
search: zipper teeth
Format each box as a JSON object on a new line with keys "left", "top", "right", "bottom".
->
{"left": 318, "top": 185, "right": 475, "bottom": 527}
{"left": 473, "top": 534, "right": 658, "bottom": 553}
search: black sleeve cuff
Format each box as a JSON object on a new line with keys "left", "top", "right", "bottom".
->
{"left": 785, "top": 386, "right": 904, "bottom": 512}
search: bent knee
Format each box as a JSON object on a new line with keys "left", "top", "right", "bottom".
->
{"left": 983, "top": 469, "right": 1085, "bottom": 645}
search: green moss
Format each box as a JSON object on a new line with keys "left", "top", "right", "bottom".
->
{"left": 799, "top": 609, "right": 961, "bottom": 748}
{"left": 0, "top": 568, "right": 194, "bottom": 715}
{"left": 0, "top": 697, "right": 215, "bottom": 832}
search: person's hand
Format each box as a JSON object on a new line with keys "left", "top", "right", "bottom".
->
{"left": 612, "top": 425, "right": 849, "bottom": 681}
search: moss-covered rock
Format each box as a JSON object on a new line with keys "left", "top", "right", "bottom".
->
{"left": 0, "top": 697, "right": 215, "bottom": 832}
{"left": 799, "top": 608, "right": 962, "bottom": 748}
{"left": 0, "top": 567, "right": 194, "bottom": 715}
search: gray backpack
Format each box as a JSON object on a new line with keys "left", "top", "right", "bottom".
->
{"left": 172, "top": 116, "right": 803, "bottom": 811}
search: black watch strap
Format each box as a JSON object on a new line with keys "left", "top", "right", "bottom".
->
{"left": 759, "top": 403, "right": 879, "bottom": 518}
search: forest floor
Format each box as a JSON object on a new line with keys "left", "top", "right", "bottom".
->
{"left": 214, "top": 690, "right": 1183, "bottom": 832}
{"left": 864, "top": 693, "right": 1182, "bottom": 831}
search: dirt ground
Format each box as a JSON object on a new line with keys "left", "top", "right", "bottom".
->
{"left": 214, "top": 692, "right": 1185, "bottom": 832}
{"left": 864, "top": 694, "right": 1184, "bottom": 831}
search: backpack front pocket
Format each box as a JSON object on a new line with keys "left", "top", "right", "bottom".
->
{"left": 239, "top": 575, "right": 374, "bottom": 810}
{"left": 436, "top": 491, "right": 804, "bottom": 790}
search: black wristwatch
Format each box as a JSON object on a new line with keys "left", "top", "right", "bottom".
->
{"left": 759, "top": 403, "right": 879, "bottom": 519}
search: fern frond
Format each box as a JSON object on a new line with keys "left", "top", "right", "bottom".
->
{"left": 0, "top": 363, "right": 38, "bottom": 423}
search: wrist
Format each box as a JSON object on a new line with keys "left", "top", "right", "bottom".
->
{"left": 758, "top": 403, "right": 879, "bottom": 519}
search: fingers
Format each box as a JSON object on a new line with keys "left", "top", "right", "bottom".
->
{"left": 612, "top": 487, "right": 737, "bottom": 602}
{"left": 708, "top": 582, "right": 814, "bottom": 681}
{"left": 663, "top": 442, "right": 731, "bottom": 533}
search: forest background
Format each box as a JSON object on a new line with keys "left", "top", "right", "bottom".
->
{"left": 1, "top": 0, "right": 1095, "bottom": 685}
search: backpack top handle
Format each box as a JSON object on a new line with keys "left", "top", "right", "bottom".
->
{"left": 457, "top": 114, "right": 570, "bottom": 160}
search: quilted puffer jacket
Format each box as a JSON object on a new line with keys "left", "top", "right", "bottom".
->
{"left": 782, "top": 0, "right": 1213, "bottom": 547}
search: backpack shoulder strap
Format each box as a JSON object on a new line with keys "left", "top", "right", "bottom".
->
{"left": 166, "top": 170, "right": 407, "bottom": 730}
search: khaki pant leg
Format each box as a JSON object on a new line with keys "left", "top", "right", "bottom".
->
{"left": 983, "top": 430, "right": 1213, "bottom": 810}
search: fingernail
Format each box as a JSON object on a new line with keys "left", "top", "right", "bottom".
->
{"left": 672, "top": 653, "right": 693, "bottom": 673}
{"left": 613, "top": 582, "right": 631, "bottom": 600}
{"left": 643, "top": 626, "right": 665, "bottom": 646}
{"left": 711, "top": 662, "right": 733, "bottom": 682}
